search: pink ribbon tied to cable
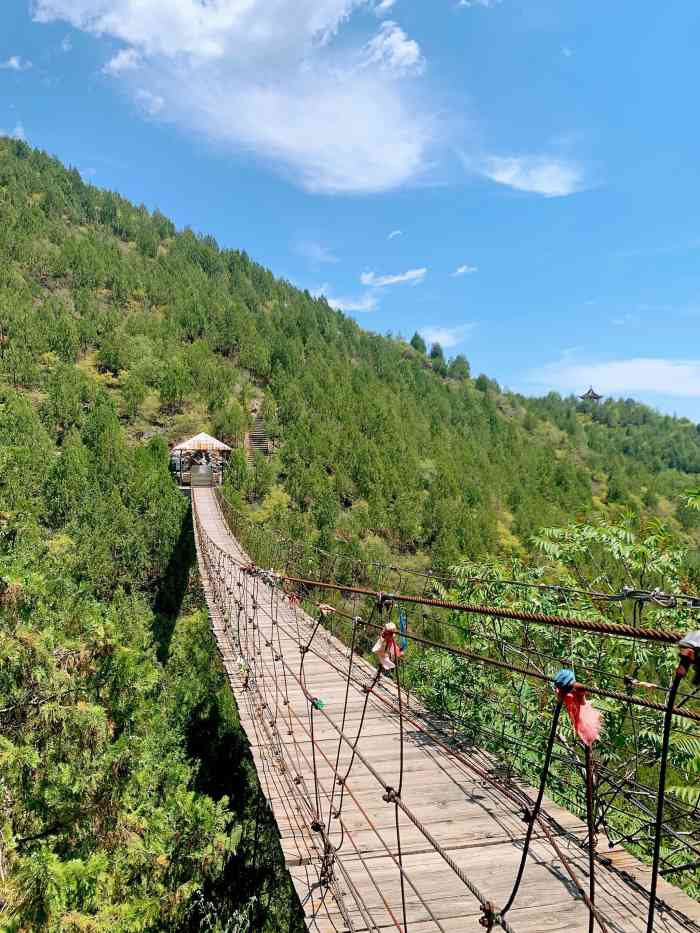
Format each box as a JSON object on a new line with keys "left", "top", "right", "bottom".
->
{"left": 373, "top": 621, "right": 403, "bottom": 672}
{"left": 554, "top": 669, "right": 601, "bottom": 747}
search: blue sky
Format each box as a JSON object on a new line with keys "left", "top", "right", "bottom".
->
{"left": 2, "top": 0, "right": 700, "bottom": 419}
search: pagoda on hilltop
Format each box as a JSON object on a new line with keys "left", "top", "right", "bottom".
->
{"left": 579, "top": 386, "right": 603, "bottom": 402}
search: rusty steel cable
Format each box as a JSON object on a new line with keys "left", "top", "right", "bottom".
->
{"left": 280, "top": 574, "right": 685, "bottom": 643}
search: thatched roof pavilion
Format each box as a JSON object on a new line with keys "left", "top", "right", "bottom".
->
{"left": 171, "top": 433, "right": 231, "bottom": 487}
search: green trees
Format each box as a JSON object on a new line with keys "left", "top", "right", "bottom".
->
{"left": 212, "top": 398, "right": 247, "bottom": 444}
{"left": 121, "top": 371, "right": 147, "bottom": 420}
{"left": 429, "top": 341, "right": 447, "bottom": 376}
{"left": 97, "top": 331, "right": 130, "bottom": 375}
{"left": 42, "top": 428, "right": 91, "bottom": 526}
{"left": 3, "top": 135, "right": 700, "bottom": 578}
{"left": 410, "top": 331, "right": 427, "bottom": 354}
{"left": 159, "top": 359, "right": 191, "bottom": 413}
{"left": 225, "top": 448, "right": 251, "bottom": 494}
{"left": 448, "top": 353, "right": 470, "bottom": 381}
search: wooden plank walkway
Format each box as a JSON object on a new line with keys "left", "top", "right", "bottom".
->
{"left": 192, "top": 487, "right": 700, "bottom": 933}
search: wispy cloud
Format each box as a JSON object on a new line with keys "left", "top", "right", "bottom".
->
{"left": 457, "top": 0, "right": 501, "bottom": 8}
{"left": 374, "top": 0, "right": 398, "bottom": 14}
{"left": 313, "top": 285, "right": 378, "bottom": 313}
{"left": 361, "top": 267, "right": 427, "bottom": 287}
{"left": 388, "top": 229, "right": 403, "bottom": 240}
{"left": 533, "top": 356, "right": 700, "bottom": 398}
{"left": 104, "top": 48, "right": 141, "bottom": 74}
{"left": 0, "top": 56, "right": 32, "bottom": 71}
{"left": 419, "top": 323, "right": 475, "bottom": 348}
{"left": 61, "top": 35, "right": 72, "bottom": 52}
{"left": 296, "top": 240, "right": 338, "bottom": 264}
{"left": 363, "top": 20, "right": 425, "bottom": 77}
{"left": 135, "top": 88, "right": 164, "bottom": 115}
{"left": 452, "top": 263, "right": 477, "bottom": 277}
{"left": 35, "top": 0, "right": 436, "bottom": 195}
{"left": 479, "top": 154, "right": 585, "bottom": 197}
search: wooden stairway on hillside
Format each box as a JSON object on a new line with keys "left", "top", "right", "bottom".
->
{"left": 245, "top": 415, "right": 271, "bottom": 463}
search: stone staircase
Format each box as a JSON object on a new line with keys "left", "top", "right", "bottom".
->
{"left": 245, "top": 415, "right": 271, "bottom": 463}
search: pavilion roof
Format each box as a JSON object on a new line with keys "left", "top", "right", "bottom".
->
{"left": 172, "top": 432, "right": 232, "bottom": 452}
{"left": 579, "top": 387, "right": 603, "bottom": 401}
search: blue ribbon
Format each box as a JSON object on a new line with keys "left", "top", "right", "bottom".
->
{"left": 398, "top": 608, "right": 408, "bottom": 652}
{"left": 554, "top": 668, "right": 576, "bottom": 691}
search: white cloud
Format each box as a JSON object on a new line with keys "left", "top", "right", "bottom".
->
{"left": 363, "top": 20, "right": 425, "bottom": 76}
{"left": 329, "top": 292, "right": 379, "bottom": 312}
{"left": 0, "top": 56, "right": 32, "bottom": 71}
{"left": 135, "top": 88, "right": 164, "bottom": 114}
{"left": 457, "top": 0, "right": 501, "bottom": 8}
{"left": 452, "top": 263, "right": 477, "bottom": 277}
{"left": 374, "top": 0, "right": 398, "bottom": 13}
{"left": 104, "top": 48, "right": 141, "bottom": 73}
{"left": 388, "top": 229, "right": 403, "bottom": 239}
{"left": 32, "top": 0, "right": 436, "bottom": 195}
{"left": 296, "top": 240, "right": 338, "bottom": 264}
{"left": 534, "top": 357, "right": 700, "bottom": 398}
{"left": 361, "top": 267, "right": 427, "bottom": 287}
{"left": 480, "top": 155, "right": 584, "bottom": 197}
{"left": 419, "top": 323, "right": 474, "bottom": 348}
{"left": 313, "top": 285, "right": 378, "bottom": 312}
{"left": 61, "top": 35, "right": 72, "bottom": 52}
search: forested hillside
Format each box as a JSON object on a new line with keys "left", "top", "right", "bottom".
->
{"left": 2, "top": 138, "right": 700, "bottom": 567}
{"left": 2, "top": 137, "right": 700, "bottom": 930}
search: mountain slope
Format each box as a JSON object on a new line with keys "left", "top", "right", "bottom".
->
{"left": 2, "top": 136, "right": 698, "bottom": 571}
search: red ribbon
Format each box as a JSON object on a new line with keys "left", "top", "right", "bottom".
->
{"left": 556, "top": 685, "right": 602, "bottom": 747}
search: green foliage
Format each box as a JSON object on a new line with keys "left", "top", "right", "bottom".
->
{"left": 410, "top": 331, "right": 426, "bottom": 354}
{"left": 121, "top": 371, "right": 147, "bottom": 420}
{"left": 3, "top": 135, "right": 699, "bottom": 580}
{"left": 42, "top": 428, "right": 91, "bottom": 527}
{"left": 212, "top": 398, "right": 247, "bottom": 444}
{"left": 97, "top": 331, "right": 130, "bottom": 375}
{"left": 159, "top": 359, "right": 191, "bottom": 413}
{"left": 448, "top": 353, "right": 470, "bottom": 381}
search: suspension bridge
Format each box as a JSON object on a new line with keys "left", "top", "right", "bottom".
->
{"left": 191, "top": 487, "right": 700, "bottom": 933}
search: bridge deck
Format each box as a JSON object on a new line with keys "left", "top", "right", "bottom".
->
{"left": 192, "top": 487, "right": 700, "bottom": 933}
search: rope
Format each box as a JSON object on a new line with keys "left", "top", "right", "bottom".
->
{"left": 585, "top": 744, "right": 597, "bottom": 933}
{"left": 499, "top": 697, "right": 564, "bottom": 919}
{"left": 646, "top": 650, "right": 694, "bottom": 933}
